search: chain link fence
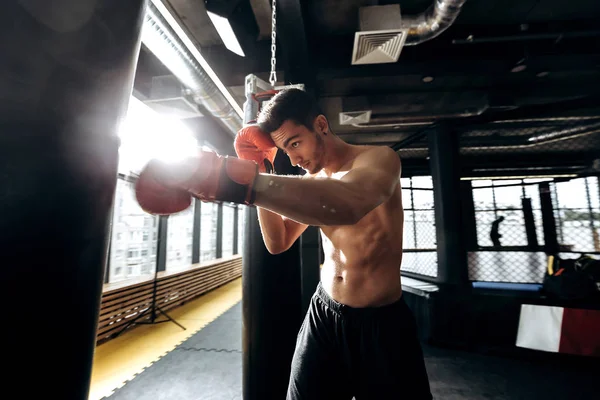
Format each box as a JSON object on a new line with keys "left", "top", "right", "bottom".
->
{"left": 395, "top": 129, "right": 430, "bottom": 176}
{"left": 551, "top": 178, "right": 600, "bottom": 253}
{"left": 462, "top": 117, "right": 600, "bottom": 283}
{"left": 459, "top": 118, "right": 600, "bottom": 160}
{"left": 467, "top": 252, "right": 548, "bottom": 283}
{"left": 472, "top": 179, "right": 547, "bottom": 248}
{"left": 400, "top": 176, "right": 438, "bottom": 278}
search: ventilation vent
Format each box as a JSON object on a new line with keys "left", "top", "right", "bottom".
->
{"left": 352, "top": 5, "right": 408, "bottom": 65}
{"left": 339, "top": 110, "right": 372, "bottom": 125}
{"left": 143, "top": 75, "right": 204, "bottom": 119}
{"left": 352, "top": 29, "right": 407, "bottom": 65}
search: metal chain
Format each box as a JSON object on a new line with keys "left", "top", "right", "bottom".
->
{"left": 269, "top": 0, "right": 277, "bottom": 86}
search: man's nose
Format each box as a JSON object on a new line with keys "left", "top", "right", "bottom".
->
{"left": 289, "top": 153, "right": 302, "bottom": 167}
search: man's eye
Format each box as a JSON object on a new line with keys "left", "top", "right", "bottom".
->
{"left": 291, "top": 142, "right": 300, "bottom": 148}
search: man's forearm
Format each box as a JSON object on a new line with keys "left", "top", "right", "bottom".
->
{"left": 252, "top": 174, "right": 365, "bottom": 226}
{"left": 257, "top": 207, "right": 286, "bottom": 252}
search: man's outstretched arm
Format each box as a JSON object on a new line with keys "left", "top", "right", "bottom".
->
{"left": 253, "top": 146, "right": 401, "bottom": 226}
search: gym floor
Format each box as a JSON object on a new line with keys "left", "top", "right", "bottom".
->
{"left": 89, "top": 278, "right": 243, "bottom": 400}
{"left": 90, "top": 278, "right": 600, "bottom": 400}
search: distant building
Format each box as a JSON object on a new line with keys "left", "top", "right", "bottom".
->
{"left": 108, "top": 179, "right": 158, "bottom": 283}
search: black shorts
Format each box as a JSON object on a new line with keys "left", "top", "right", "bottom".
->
{"left": 287, "top": 283, "right": 432, "bottom": 400}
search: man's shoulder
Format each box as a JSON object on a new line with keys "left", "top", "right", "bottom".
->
{"left": 359, "top": 144, "right": 397, "bottom": 157}
{"left": 352, "top": 145, "right": 400, "bottom": 168}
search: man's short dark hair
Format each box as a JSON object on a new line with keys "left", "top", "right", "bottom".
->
{"left": 257, "top": 88, "right": 322, "bottom": 134}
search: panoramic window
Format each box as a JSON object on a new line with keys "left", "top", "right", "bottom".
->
{"left": 108, "top": 95, "right": 199, "bottom": 282}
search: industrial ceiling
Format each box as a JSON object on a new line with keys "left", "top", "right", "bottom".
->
{"left": 133, "top": 0, "right": 600, "bottom": 177}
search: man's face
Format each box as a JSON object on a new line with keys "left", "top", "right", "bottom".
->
{"left": 270, "top": 119, "right": 325, "bottom": 174}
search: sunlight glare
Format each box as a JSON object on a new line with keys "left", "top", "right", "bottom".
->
{"left": 118, "top": 96, "right": 198, "bottom": 174}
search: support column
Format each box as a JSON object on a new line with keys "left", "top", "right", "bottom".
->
{"left": 233, "top": 206, "right": 239, "bottom": 255}
{"left": 0, "top": 0, "right": 147, "bottom": 398}
{"left": 192, "top": 199, "right": 202, "bottom": 264}
{"left": 596, "top": 174, "right": 600, "bottom": 209}
{"left": 522, "top": 197, "right": 539, "bottom": 250}
{"left": 539, "top": 182, "right": 559, "bottom": 254}
{"left": 428, "top": 127, "right": 469, "bottom": 286}
{"left": 427, "top": 127, "right": 473, "bottom": 347}
{"left": 216, "top": 203, "right": 223, "bottom": 258}
{"left": 157, "top": 216, "right": 168, "bottom": 273}
{"left": 460, "top": 180, "right": 478, "bottom": 251}
{"left": 243, "top": 154, "right": 303, "bottom": 400}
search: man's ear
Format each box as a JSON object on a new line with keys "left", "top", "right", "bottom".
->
{"left": 314, "top": 114, "right": 329, "bottom": 134}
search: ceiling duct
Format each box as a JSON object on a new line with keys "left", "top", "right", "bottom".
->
{"left": 142, "top": 75, "right": 204, "bottom": 119}
{"left": 338, "top": 92, "right": 488, "bottom": 127}
{"left": 352, "top": 0, "right": 468, "bottom": 65}
{"left": 142, "top": 1, "right": 242, "bottom": 136}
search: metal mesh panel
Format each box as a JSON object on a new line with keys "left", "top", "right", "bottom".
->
{"left": 551, "top": 177, "right": 600, "bottom": 253}
{"left": 401, "top": 176, "right": 438, "bottom": 277}
{"left": 397, "top": 147, "right": 429, "bottom": 160}
{"left": 464, "top": 115, "right": 600, "bottom": 283}
{"left": 395, "top": 129, "right": 431, "bottom": 170}
{"left": 472, "top": 180, "right": 542, "bottom": 248}
{"left": 402, "top": 252, "right": 438, "bottom": 277}
{"left": 469, "top": 178, "right": 600, "bottom": 282}
{"left": 459, "top": 119, "right": 600, "bottom": 159}
{"left": 467, "top": 251, "right": 547, "bottom": 283}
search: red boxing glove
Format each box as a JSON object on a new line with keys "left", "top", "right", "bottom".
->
{"left": 135, "top": 150, "right": 259, "bottom": 215}
{"left": 134, "top": 162, "right": 193, "bottom": 215}
{"left": 234, "top": 124, "right": 277, "bottom": 173}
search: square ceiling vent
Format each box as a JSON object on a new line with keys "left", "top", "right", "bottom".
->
{"left": 351, "top": 4, "right": 408, "bottom": 65}
{"left": 339, "top": 110, "right": 372, "bottom": 125}
{"left": 352, "top": 29, "right": 408, "bottom": 65}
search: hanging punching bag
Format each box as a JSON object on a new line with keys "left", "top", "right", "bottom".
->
{"left": 242, "top": 83, "right": 304, "bottom": 399}
{"left": 0, "top": 0, "right": 147, "bottom": 398}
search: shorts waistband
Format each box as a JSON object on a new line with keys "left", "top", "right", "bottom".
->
{"left": 314, "top": 282, "right": 404, "bottom": 317}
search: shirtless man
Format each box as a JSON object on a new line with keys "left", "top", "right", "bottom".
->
{"left": 134, "top": 89, "right": 432, "bottom": 400}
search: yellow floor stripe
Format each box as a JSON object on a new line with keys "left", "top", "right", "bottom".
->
{"left": 88, "top": 278, "right": 243, "bottom": 400}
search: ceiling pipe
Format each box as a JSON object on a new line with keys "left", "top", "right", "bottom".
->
{"left": 353, "top": 113, "right": 600, "bottom": 132}
{"left": 452, "top": 30, "right": 600, "bottom": 45}
{"left": 350, "top": 105, "right": 487, "bottom": 129}
{"left": 489, "top": 116, "right": 600, "bottom": 124}
{"left": 142, "top": 0, "right": 243, "bottom": 136}
{"left": 403, "top": 0, "right": 469, "bottom": 45}
{"left": 352, "top": 121, "right": 433, "bottom": 129}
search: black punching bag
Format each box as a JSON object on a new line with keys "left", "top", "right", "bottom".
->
{"left": 0, "top": 0, "right": 147, "bottom": 398}
{"left": 243, "top": 153, "right": 304, "bottom": 399}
